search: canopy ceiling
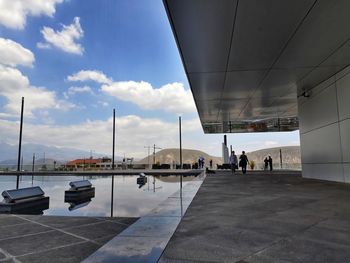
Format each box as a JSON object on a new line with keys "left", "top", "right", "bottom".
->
{"left": 163, "top": 0, "right": 350, "bottom": 133}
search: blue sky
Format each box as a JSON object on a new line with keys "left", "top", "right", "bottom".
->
{"left": 0, "top": 0, "right": 299, "bottom": 158}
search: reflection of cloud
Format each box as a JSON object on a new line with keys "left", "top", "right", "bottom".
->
{"left": 0, "top": 176, "right": 187, "bottom": 217}
{"left": 98, "top": 242, "right": 164, "bottom": 258}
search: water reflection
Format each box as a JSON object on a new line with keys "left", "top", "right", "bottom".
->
{"left": 64, "top": 179, "right": 95, "bottom": 212}
{"left": 67, "top": 198, "right": 92, "bottom": 211}
{"left": 136, "top": 174, "right": 147, "bottom": 189}
{"left": 0, "top": 175, "right": 193, "bottom": 217}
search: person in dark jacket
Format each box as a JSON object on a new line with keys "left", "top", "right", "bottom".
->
{"left": 268, "top": 155, "right": 273, "bottom": 171}
{"left": 264, "top": 157, "right": 269, "bottom": 170}
{"left": 239, "top": 151, "right": 249, "bottom": 174}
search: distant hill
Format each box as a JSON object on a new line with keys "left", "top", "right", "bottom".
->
{"left": 246, "top": 146, "right": 301, "bottom": 166}
{"left": 0, "top": 142, "right": 119, "bottom": 163}
{"left": 138, "top": 148, "right": 222, "bottom": 166}
{"left": 137, "top": 146, "right": 300, "bottom": 168}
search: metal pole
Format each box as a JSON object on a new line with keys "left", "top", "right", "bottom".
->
{"left": 111, "top": 108, "right": 115, "bottom": 217}
{"left": 144, "top": 146, "right": 151, "bottom": 169}
{"left": 16, "top": 97, "right": 24, "bottom": 189}
{"left": 280, "top": 148, "right": 282, "bottom": 169}
{"left": 179, "top": 116, "right": 182, "bottom": 168}
{"left": 32, "top": 153, "right": 35, "bottom": 172}
{"left": 32, "top": 153, "right": 35, "bottom": 186}
{"left": 179, "top": 116, "right": 183, "bottom": 189}
{"left": 153, "top": 144, "right": 156, "bottom": 165}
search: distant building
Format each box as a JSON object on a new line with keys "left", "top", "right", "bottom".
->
{"left": 66, "top": 157, "right": 112, "bottom": 170}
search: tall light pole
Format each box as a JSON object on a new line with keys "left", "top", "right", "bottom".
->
{"left": 153, "top": 144, "right": 162, "bottom": 165}
{"left": 179, "top": 116, "right": 182, "bottom": 169}
{"left": 16, "top": 97, "right": 24, "bottom": 189}
{"left": 32, "top": 153, "right": 35, "bottom": 186}
{"left": 144, "top": 146, "right": 151, "bottom": 169}
{"left": 111, "top": 108, "right": 116, "bottom": 217}
{"left": 280, "top": 148, "right": 283, "bottom": 169}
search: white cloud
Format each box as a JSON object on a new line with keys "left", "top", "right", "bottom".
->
{"left": 98, "top": 101, "right": 109, "bottom": 107}
{"left": 67, "top": 70, "right": 112, "bottom": 84}
{"left": 0, "top": 38, "right": 35, "bottom": 67}
{"left": 101, "top": 81, "right": 196, "bottom": 114}
{"left": 0, "top": 115, "right": 202, "bottom": 158}
{"left": 0, "top": 39, "right": 76, "bottom": 118}
{"left": 0, "top": 0, "right": 64, "bottom": 29}
{"left": 68, "top": 69, "right": 196, "bottom": 114}
{"left": 0, "top": 65, "right": 57, "bottom": 116}
{"left": 36, "top": 42, "right": 51, "bottom": 49}
{"left": 64, "top": 86, "right": 93, "bottom": 98}
{"left": 37, "top": 17, "right": 84, "bottom": 55}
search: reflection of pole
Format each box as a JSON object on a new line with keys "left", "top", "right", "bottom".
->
{"left": 153, "top": 144, "right": 156, "bottom": 165}
{"left": 280, "top": 148, "right": 282, "bottom": 169}
{"left": 153, "top": 176, "right": 155, "bottom": 193}
{"left": 111, "top": 108, "right": 116, "bottom": 217}
{"left": 32, "top": 153, "right": 35, "bottom": 186}
{"left": 17, "top": 97, "right": 24, "bottom": 189}
{"left": 180, "top": 186, "right": 183, "bottom": 217}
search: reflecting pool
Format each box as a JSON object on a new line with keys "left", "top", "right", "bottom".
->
{"left": 0, "top": 175, "right": 195, "bottom": 217}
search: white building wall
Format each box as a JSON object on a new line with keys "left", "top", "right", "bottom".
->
{"left": 298, "top": 66, "right": 350, "bottom": 183}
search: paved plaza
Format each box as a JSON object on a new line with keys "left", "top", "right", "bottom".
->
{"left": 0, "top": 215, "right": 138, "bottom": 263}
{"left": 160, "top": 171, "right": 350, "bottom": 263}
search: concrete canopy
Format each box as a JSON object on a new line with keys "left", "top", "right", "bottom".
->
{"left": 163, "top": 0, "right": 350, "bottom": 133}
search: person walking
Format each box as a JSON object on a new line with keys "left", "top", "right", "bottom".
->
{"left": 239, "top": 151, "right": 249, "bottom": 174}
{"left": 229, "top": 151, "right": 238, "bottom": 174}
{"left": 268, "top": 155, "right": 273, "bottom": 171}
{"left": 264, "top": 157, "right": 269, "bottom": 170}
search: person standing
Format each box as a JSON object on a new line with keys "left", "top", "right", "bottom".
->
{"left": 201, "top": 156, "right": 205, "bottom": 168}
{"left": 229, "top": 151, "right": 238, "bottom": 174}
{"left": 268, "top": 155, "right": 273, "bottom": 171}
{"left": 239, "top": 151, "right": 249, "bottom": 174}
{"left": 209, "top": 159, "right": 213, "bottom": 169}
{"left": 264, "top": 157, "right": 268, "bottom": 170}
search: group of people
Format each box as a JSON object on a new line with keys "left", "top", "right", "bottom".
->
{"left": 198, "top": 156, "right": 205, "bottom": 169}
{"left": 229, "top": 151, "right": 273, "bottom": 173}
{"left": 229, "top": 150, "right": 249, "bottom": 174}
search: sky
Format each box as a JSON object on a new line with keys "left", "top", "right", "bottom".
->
{"left": 0, "top": 0, "right": 300, "bottom": 159}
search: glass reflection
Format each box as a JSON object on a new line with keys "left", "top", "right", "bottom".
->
{"left": 0, "top": 175, "right": 194, "bottom": 217}
{"left": 67, "top": 198, "right": 92, "bottom": 211}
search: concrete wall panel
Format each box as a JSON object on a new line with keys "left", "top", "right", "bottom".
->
{"left": 300, "top": 123, "right": 342, "bottom": 163}
{"left": 339, "top": 118, "right": 350, "bottom": 162}
{"left": 299, "top": 65, "right": 350, "bottom": 183}
{"left": 336, "top": 73, "right": 350, "bottom": 120}
{"left": 342, "top": 164, "right": 350, "bottom": 183}
{"left": 302, "top": 163, "right": 344, "bottom": 182}
{"left": 299, "top": 84, "right": 338, "bottom": 133}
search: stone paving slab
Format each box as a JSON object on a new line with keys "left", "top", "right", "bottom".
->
{"left": 83, "top": 175, "right": 205, "bottom": 263}
{"left": 0, "top": 231, "right": 81, "bottom": 256}
{"left": 160, "top": 171, "right": 350, "bottom": 263}
{"left": 17, "top": 241, "right": 99, "bottom": 263}
{"left": 0, "top": 215, "right": 138, "bottom": 263}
